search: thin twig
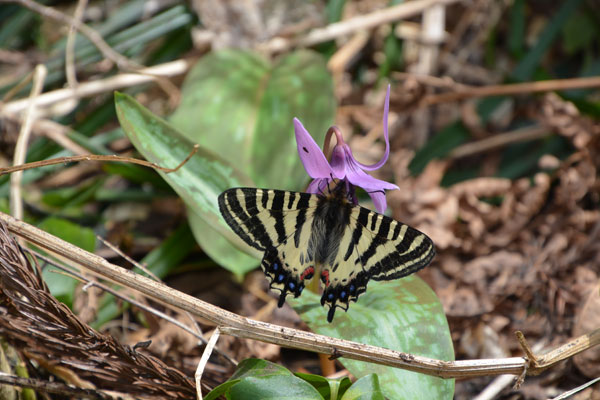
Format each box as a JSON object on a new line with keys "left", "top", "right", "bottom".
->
{"left": 448, "top": 125, "right": 550, "bottom": 160}
{"left": 393, "top": 71, "right": 469, "bottom": 90}
{"left": 0, "top": 146, "right": 199, "bottom": 176}
{"left": 0, "top": 59, "right": 191, "bottom": 117}
{"left": 196, "top": 328, "right": 221, "bottom": 400}
{"left": 3, "top": 212, "right": 600, "bottom": 380}
{"left": 262, "top": 0, "right": 463, "bottom": 52}
{"left": 3, "top": 114, "right": 90, "bottom": 155}
{"left": 550, "top": 377, "right": 600, "bottom": 400}
{"left": 65, "top": 0, "right": 88, "bottom": 87}
{"left": 97, "top": 236, "right": 160, "bottom": 281}
{"left": 420, "top": 76, "right": 600, "bottom": 107}
{"left": 33, "top": 118, "right": 90, "bottom": 155}
{"left": 10, "top": 64, "right": 46, "bottom": 220}
{"left": 472, "top": 374, "right": 515, "bottom": 400}
{"left": 515, "top": 331, "right": 538, "bottom": 367}
{"left": 2, "top": 0, "right": 140, "bottom": 71}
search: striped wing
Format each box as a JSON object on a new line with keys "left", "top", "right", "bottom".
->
{"left": 218, "top": 188, "right": 320, "bottom": 305}
{"left": 218, "top": 187, "right": 435, "bottom": 323}
{"left": 319, "top": 205, "right": 435, "bottom": 322}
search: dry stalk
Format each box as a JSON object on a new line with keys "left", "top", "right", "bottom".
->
{"left": 262, "top": 0, "right": 463, "bottom": 53}
{"left": 10, "top": 64, "right": 46, "bottom": 221}
{"left": 0, "top": 59, "right": 191, "bottom": 118}
{"left": 420, "top": 76, "right": 600, "bottom": 106}
{"left": 0, "top": 146, "right": 199, "bottom": 176}
{"left": 1, "top": 212, "right": 599, "bottom": 380}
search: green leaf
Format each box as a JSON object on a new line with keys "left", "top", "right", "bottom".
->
{"left": 290, "top": 277, "right": 455, "bottom": 400}
{"left": 295, "top": 372, "right": 352, "bottom": 400}
{"left": 408, "top": 121, "right": 469, "bottom": 175}
{"left": 188, "top": 208, "right": 258, "bottom": 276}
{"left": 229, "top": 358, "right": 292, "bottom": 380}
{"left": 138, "top": 222, "right": 197, "bottom": 279}
{"left": 229, "top": 375, "right": 324, "bottom": 400}
{"left": 170, "top": 49, "right": 335, "bottom": 190}
{"left": 115, "top": 92, "right": 262, "bottom": 274}
{"left": 508, "top": 0, "right": 525, "bottom": 58}
{"left": 512, "top": 0, "right": 584, "bottom": 81}
{"left": 205, "top": 359, "right": 322, "bottom": 400}
{"left": 38, "top": 217, "right": 96, "bottom": 306}
{"left": 341, "top": 374, "right": 385, "bottom": 400}
{"left": 562, "top": 11, "right": 597, "bottom": 55}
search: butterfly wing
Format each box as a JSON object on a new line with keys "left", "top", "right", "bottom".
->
{"left": 218, "top": 188, "right": 319, "bottom": 305}
{"left": 219, "top": 187, "right": 435, "bottom": 323}
{"left": 319, "top": 205, "right": 435, "bottom": 322}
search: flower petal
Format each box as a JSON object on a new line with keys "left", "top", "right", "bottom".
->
{"left": 350, "top": 85, "right": 391, "bottom": 171}
{"left": 368, "top": 190, "right": 388, "bottom": 214}
{"left": 294, "top": 118, "right": 333, "bottom": 179}
{"left": 330, "top": 145, "right": 348, "bottom": 180}
{"left": 344, "top": 156, "right": 399, "bottom": 191}
{"left": 306, "top": 178, "right": 330, "bottom": 195}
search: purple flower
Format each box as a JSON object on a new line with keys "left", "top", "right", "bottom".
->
{"left": 294, "top": 85, "right": 398, "bottom": 213}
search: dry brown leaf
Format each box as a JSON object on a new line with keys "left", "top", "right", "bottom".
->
{"left": 573, "top": 283, "right": 600, "bottom": 378}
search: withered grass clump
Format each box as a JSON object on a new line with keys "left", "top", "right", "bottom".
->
{"left": 0, "top": 223, "right": 196, "bottom": 398}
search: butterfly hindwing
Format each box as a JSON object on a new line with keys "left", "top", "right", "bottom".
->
{"left": 218, "top": 187, "right": 435, "bottom": 323}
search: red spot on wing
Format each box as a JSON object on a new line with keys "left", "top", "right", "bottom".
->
{"left": 300, "top": 266, "right": 314, "bottom": 281}
{"left": 320, "top": 270, "right": 330, "bottom": 287}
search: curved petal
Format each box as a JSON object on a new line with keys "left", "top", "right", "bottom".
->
{"left": 306, "top": 178, "right": 330, "bottom": 195}
{"left": 351, "top": 85, "right": 391, "bottom": 171}
{"left": 368, "top": 190, "right": 388, "bottom": 214}
{"left": 294, "top": 118, "right": 332, "bottom": 179}
{"left": 344, "top": 155, "right": 399, "bottom": 192}
{"left": 330, "top": 145, "right": 348, "bottom": 180}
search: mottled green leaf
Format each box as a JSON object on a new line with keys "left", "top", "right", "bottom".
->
{"left": 229, "top": 375, "right": 324, "bottom": 400}
{"left": 205, "top": 359, "right": 322, "bottom": 400}
{"left": 170, "top": 49, "right": 335, "bottom": 190}
{"left": 290, "top": 277, "right": 454, "bottom": 400}
{"left": 295, "top": 372, "right": 352, "bottom": 400}
{"left": 340, "top": 374, "right": 385, "bottom": 400}
{"left": 115, "top": 92, "right": 261, "bottom": 274}
{"left": 188, "top": 208, "right": 258, "bottom": 275}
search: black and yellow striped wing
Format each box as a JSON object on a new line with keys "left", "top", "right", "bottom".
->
{"left": 218, "top": 187, "right": 435, "bottom": 322}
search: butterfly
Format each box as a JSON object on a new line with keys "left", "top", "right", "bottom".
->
{"left": 218, "top": 183, "right": 435, "bottom": 322}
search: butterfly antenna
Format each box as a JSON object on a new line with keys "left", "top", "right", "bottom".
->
{"left": 318, "top": 180, "right": 326, "bottom": 196}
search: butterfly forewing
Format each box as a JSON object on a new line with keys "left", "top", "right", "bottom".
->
{"left": 218, "top": 187, "right": 435, "bottom": 323}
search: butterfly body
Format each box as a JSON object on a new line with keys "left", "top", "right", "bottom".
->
{"left": 218, "top": 186, "right": 435, "bottom": 322}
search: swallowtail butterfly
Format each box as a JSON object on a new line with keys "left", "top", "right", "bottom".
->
{"left": 218, "top": 184, "right": 435, "bottom": 322}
